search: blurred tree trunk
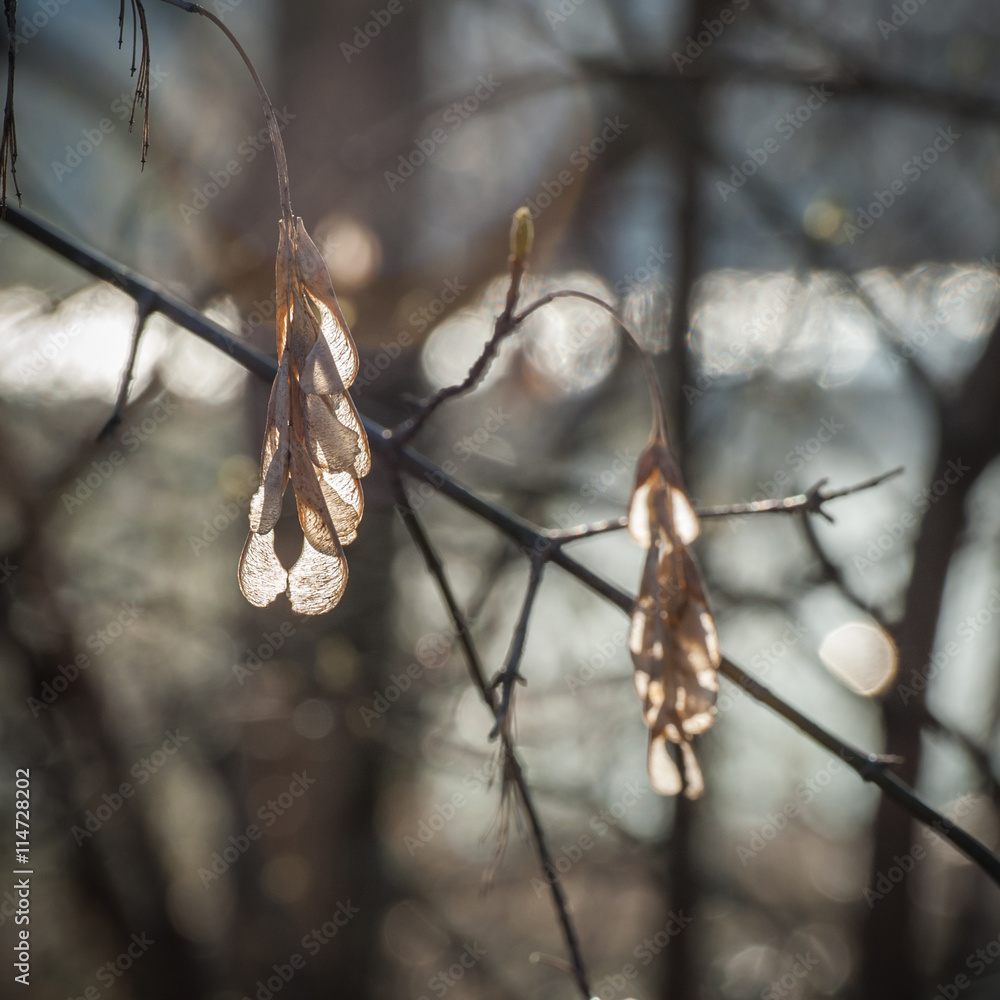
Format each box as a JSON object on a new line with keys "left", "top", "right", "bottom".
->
{"left": 863, "top": 321, "right": 1000, "bottom": 999}
{"left": 223, "top": 3, "right": 425, "bottom": 996}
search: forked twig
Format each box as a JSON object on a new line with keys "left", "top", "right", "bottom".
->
{"left": 490, "top": 556, "right": 543, "bottom": 740}
{"left": 391, "top": 475, "right": 592, "bottom": 1000}
{"left": 546, "top": 467, "right": 905, "bottom": 543}
{"left": 118, "top": 0, "right": 151, "bottom": 167}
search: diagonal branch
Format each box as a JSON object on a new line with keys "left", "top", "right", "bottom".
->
{"left": 5, "top": 203, "right": 1000, "bottom": 888}
{"left": 490, "top": 556, "right": 543, "bottom": 740}
{"left": 390, "top": 475, "right": 591, "bottom": 1000}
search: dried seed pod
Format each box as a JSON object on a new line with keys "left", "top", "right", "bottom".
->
{"left": 239, "top": 217, "right": 370, "bottom": 615}
{"left": 627, "top": 433, "right": 720, "bottom": 798}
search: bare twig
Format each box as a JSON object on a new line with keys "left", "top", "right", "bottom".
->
{"left": 98, "top": 292, "right": 155, "bottom": 441}
{"left": 5, "top": 203, "right": 1000, "bottom": 888}
{"left": 697, "top": 467, "right": 905, "bottom": 523}
{"left": 545, "top": 467, "right": 905, "bottom": 543}
{"left": 156, "top": 0, "right": 292, "bottom": 220}
{"left": 490, "top": 556, "right": 543, "bottom": 740}
{"left": 118, "top": 0, "right": 151, "bottom": 167}
{"left": 390, "top": 476, "right": 592, "bottom": 1000}
{"left": 392, "top": 242, "right": 527, "bottom": 446}
{"left": 1, "top": 0, "right": 21, "bottom": 212}
{"left": 395, "top": 282, "right": 670, "bottom": 447}
{"left": 799, "top": 513, "right": 888, "bottom": 627}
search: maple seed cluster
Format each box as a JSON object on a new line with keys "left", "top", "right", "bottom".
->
{"left": 239, "top": 217, "right": 370, "bottom": 615}
{"left": 627, "top": 432, "right": 721, "bottom": 798}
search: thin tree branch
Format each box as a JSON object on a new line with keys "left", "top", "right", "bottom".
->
{"left": 6, "top": 204, "right": 1000, "bottom": 887}
{"left": 390, "top": 476, "right": 592, "bottom": 1000}
{"left": 1, "top": 0, "right": 22, "bottom": 212}
{"left": 490, "top": 556, "right": 543, "bottom": 740}
{"left": 392, "top": 242, "right": 526, "bottom": 446}
{"left": 99, "top": 291, "right": 155, "bottom": 440}
{"left": 545, "top": 467, "right": 905, "bottom": 543}
{"left": 156, "top": 0, "right": 292, "bottom": 219}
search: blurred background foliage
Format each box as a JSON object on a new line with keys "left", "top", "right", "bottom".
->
{"left": 2, "top": 0, "right": 1000, "bottom": 998}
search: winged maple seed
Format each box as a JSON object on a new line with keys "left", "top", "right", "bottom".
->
{"left": 238, "top": 216, "right": 371, "bottom": 615}
{"left": 627, "top": 430, "right": 720, "bottom": 798}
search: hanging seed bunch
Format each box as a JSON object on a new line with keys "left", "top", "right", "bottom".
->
{"left": 165, "top": 3, "right": 370, "bottom": 614}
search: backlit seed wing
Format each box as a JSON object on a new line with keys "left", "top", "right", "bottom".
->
{"left": 238, "top": 214, "right": 369, "bottom": 615}
{"left": 238, "top": 529, "right": 288, "bottom": 608}
{"left": 627, "top": 435, "right": 721, "bottom": 799}
{"left": 287, "top": 536, "right": 348, "bottom": 616}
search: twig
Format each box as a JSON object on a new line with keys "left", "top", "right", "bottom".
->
{"left": 799, "top": 513, "right": 888, "bottom": 627}
{"left": 490, "top": 557, "right": 543, "bottom": 740}
{"left": 390, "top": 476, "right": 592, "bottom": 1000}
{"left": 394, "top": 282, "right": 669, "bottom": 447}
{"left": 118, "top": 0, "right": 151, "bottom": 167}
{"left": 1, "top": 0, "right": 22, "bottom": 213}
{"left": 697, "top": 467, "right": 905, "bottom": 523}
{"left": 98, "top": 292, "right": 155, "bottom": 441}
{"left": 545, "top": 467, "right": 906, "bottom": 543}
{"left": 514, "top": 288, "right": 669, "bottom": 440}
{"left": 5, "top": 204, "right": 1000, "bottom": 888}
{"left": 156, "top": 0, "right": 292, "bottom": 220}
{"left": 392, "top": 245, "right": 526, "bottom": 446}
